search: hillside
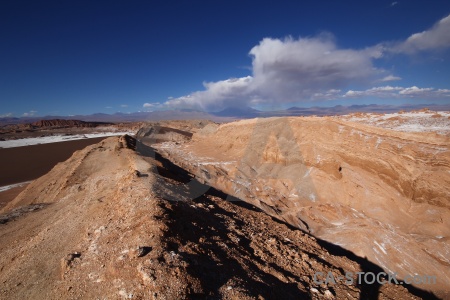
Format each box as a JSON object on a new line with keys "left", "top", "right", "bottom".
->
{"left": 30, "top": 119, "right": 113, "bottom": 128}
{"left": 152, "top": 116, "right": 450, "bottom": 297}
{"left": 0, "top": 134, "right": 432, "bottom": 299}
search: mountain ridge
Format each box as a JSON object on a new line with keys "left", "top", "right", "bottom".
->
{"left": 2, "top": 103, "right": 450, "bottom": 125}
{"left": 0, "top": 134, "right": 436, "bottom": 299}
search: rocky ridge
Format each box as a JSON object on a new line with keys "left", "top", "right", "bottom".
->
{"left": 30, "top": 119, "right": 113, "bottom": 128}
{"left": 0, "top": 134, "right": 433, "bottom": 299}
{"left": 150, "top": 116, "right": 450, "bottom": 296}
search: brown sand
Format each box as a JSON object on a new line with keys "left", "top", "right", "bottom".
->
{"left": 0, "top": 137, "right": 108, "bottom": 187}
{"left": 0, "top": 184, "right": 29, "bottom": 210}
{"left": 153, "top": 117, "right": 450, "bottom": 295}
{"left": 0, "top": 135, "right": 428, "bottom": 299}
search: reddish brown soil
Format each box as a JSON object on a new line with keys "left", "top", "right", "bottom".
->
{"left": 0, "top": 137, "right": 108, "bottom": 186}
{"left": 0, "top": 136, "right": 434, "bottom": 299}
{"left": 153, "top": 117, "right": 450, "bottom": 295}
{"left": 0, "top": 185, "right": 28, "bottom": 210}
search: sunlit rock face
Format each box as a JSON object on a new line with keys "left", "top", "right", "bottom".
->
{"left": 153, "top": 116, "right": 450, "bottom": 293}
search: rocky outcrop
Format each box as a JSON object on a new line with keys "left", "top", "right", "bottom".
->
{"left": 31, "top": 119, "right": 113, "bottom": 128}
{"left": 0, "top": 119, "right": 114, "bottom": 135}
{"left": 0, "top": 120, "right": 139, "bottom": 141}
{"left": 152, "top": 117, "right": 450, "bottom": 295}
{"left": 136, "top": 125, "right": 193, "bottom": 144}
{"left": 135, "top": 120, "right": 214, "bottom": 144}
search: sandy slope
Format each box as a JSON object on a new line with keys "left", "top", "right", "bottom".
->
{"left": 153, "top": 116, "right": 450, "bottom": 296}
{"left": 0, "top": 135, "right": 429, "bottom": 299}
{"left": 0, "top": 137, "right": 111, "bottom": 187}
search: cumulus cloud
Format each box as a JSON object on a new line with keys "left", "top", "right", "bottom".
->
{"left": 143, "top": 102, "right": 162, "bottom": 108}
{"left": 163, "top": 35, "right": 383, "bottom": 111}
{"left": 165, "top": 76, "right": 253, "bottom": 111}
{"left": 22, "top": 110, "right": 37, "bottom": 117}
{"left": 398, "top": 86, "right": 433, "bottom": 95}
{"left": 149, "top": 15, "right": 450, "bottom": 111}
{"left": 249, "top": 35, "right": 382, "bottom": 101}
{"left": 0, "top": 113, "right": 12, "bottom": 118}
{"left": 380, "top": 75, "right": 401, "bottom": 82}
{"left": 391, "top": 2, "right": 398, "bottom": 6}
{"left": 120, "top": 104, "right": 128, "bottom": 108}
{"left": 391, "top": 14, "right": 450, "bottom": 53}
{"left": 311, "top": 89, "right": 342, "bottom": 101}
{"left": 344, "top": 86, "right": 450, "bottom": 98}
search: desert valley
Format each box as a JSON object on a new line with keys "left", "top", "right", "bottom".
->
{"left": 0, "top": 109, "right": 449, "bottom": 299}
{"left": 3, "top": 1, "right": 450, "bottom": 298}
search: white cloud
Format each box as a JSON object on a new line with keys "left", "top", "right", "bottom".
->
{"left": 163, "top": 35, "right": 383, "bottom": 111}
{"left": 165, "top": 76, "right": 253, "bottom": 111}
{"left": 120, "top": 104, "right": 128, "bottom": 108}
{"left": 380, "top": 75, "right": 402, "bottom": 82}
{"left": 391, "top": 2, "right": 398, "bottom": 7}
{"left": 398, "top": 86, "right": 433, "bottom": 95}
{"left": 391, "top": 14, "right": 450, "bottom": 53}
{"left": 311, "top": 89, "right": 342, "bottom": 101}
{"left": 22, "top": 110, "right": 37, "bottom": 117}
{"left": 105, "top": 106, "right": 113, "bottom": 109}
{"left": 143, "top": 102, "right": 161, "bottom": 108}
{"left": 149, "top": 15, "right": 450, "bottom": 111}
{"left": 0, "top": 113, "right": 12, "bottom": 118}
{"left": 344, "top": 86, "right": 450, "bottom": 98}
{"left": 344, "top": 86, "right": 403, "bottom": 98}
{"left": 249, "top": 36, "right": 382, "bottom": 101}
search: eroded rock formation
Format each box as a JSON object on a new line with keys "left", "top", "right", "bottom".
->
{"left": 152, "top": 117, "right": 450, "bottom": 295}
{"left": 0, "top": 135, "right": 433, "bottom": 299}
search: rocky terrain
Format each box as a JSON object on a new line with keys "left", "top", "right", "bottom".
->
{"left": 147, "top": 116, "right": 450, "bottom": 297}
{"left": 338, "top": 109, "right": 450, "bottom": 136}
{"left": 0, "top": 133, "right": 436, "bottom": 299}
{"left": 0, "top": 114, "right": 448, "bottom": 299}
{"left": 30, "top": 119, "right": 113, "bottom": 128}
{"left": 0, "top": 119, "right": 141, "bottom": 142}
{"left": 1, "top": 119, "right": 113, "bottom": 135}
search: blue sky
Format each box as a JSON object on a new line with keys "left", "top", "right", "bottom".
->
{"left": 1, "top": 0, "right": 450, "bottom": 117}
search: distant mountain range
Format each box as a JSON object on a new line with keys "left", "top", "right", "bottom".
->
{"left": 1, "top": 103, "right": 450, "bottom": 126}
{"left": 30, "top": 119, "right": 113, "bottom": 128}
{"left": 0, "top": 110, "right": 226, "bottom": 126}
{"left": 212, "top": 106, "right": 261, "bottom": 118}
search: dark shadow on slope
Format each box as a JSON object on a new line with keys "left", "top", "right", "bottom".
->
{"left": 161, "top": 192, "right": 310, "bottom": 299}
{"left": 137, "top": 139, "right": 440, "bottom": 300}
{"left": 314, "top": 239, "right": 440, "bottom": 300}
{"left": 135, "top": 139, "right": 157, "bottom": 158}
{"left": 162, "top": 192, "right": 440, "bottom": 300}
{"left": 146, "top": 142, "right": 308, "bottom": 298}
{"left": 0, "top": 203, "right": 51, "bottom": 224}
{"left": 261, "top": 215, "right": 440, "bottom": 299}
{"left": 135, "top": 140, "right": 194, "bottom": 184}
